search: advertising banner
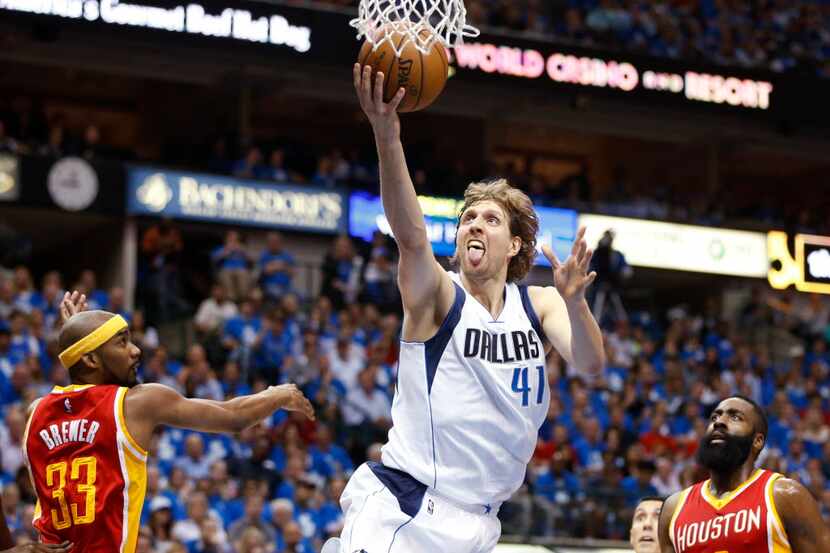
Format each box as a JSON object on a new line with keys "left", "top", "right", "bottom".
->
{"left": 579, "top": 214, "right": 768, "bottom": 277}
{"left": 128, "top": 166, "right": 347, "bottom": 234}
{"left": 768, "top": 232, "right": 830, "bottom": 294}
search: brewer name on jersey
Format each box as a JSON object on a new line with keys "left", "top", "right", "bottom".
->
{"left": 37, "top": 418, "right": 101, "bottom": 450}
{"left": 674, "top": 506, "right": 762, "bottom": 552}
{"left": 463, "top": 328, "right": 542, "bottom": 363}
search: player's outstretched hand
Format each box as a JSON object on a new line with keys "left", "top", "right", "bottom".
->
{"left": 542, "top": 226, "right": 597, "bottom": 304}
{"left": 6, "top": 541, "right": 73, "bottom": 552}
{"left": 270, "top": 384, "right": 315, "bottom": 421}
{"left": 59, "top": 291, "right": 88, "bottom": 326}
{"left": 353, "top": 63, "right": 406, "bottom": 141}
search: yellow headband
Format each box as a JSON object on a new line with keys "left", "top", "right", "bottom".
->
{"left": 59, "top": 315, "right": 128, "bottom": 369}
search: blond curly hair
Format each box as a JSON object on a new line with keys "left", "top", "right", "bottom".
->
{"left": 454, "top": 179, "right": 539, "bottom": 282}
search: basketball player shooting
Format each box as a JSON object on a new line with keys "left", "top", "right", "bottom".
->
{"left": 22, "top": 292, "right": 314, "bottom": 553}
{"left": 329, "top": 65, "right": 605, "bottom": 553}
{"left": 658, "top": 396, "right": 830, "bottom": 552}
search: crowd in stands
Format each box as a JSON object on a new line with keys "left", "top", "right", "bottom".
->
{"left": 2, "top": 220, "right": 830, "bottom": 551}
{"left": 316, "top": 0, "right": 830, "bottom": 78}
{"left": 3, "top": 104, "right": 827, "bottom": 238}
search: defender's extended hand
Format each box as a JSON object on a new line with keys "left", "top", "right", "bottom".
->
{"left": 541, "top": 227, "right": 597, "bottom": 303}
{"left": 270, "top": 384, "right": 315, "bottom": 421}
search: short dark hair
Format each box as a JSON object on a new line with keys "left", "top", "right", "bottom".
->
{"left": 723, "top": 395, "right": 768, "bottom": 440}
{"left": 635, "top": 496, "right": 665, "bottom": 507}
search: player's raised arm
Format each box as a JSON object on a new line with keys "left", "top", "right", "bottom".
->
{"left": 657, "top": 492, "right": 680, "bottom": 553}
{"left": 354, "top": 63, "right": 454, "bottom": 340}
{"left": 124, "top": 382, "right": 314, "bottom": 445}
{"left": 773, "top": 477, "right": 830, "bottom": 552}
{"left": 531, "top": 227, "right": 604, "bottom": 375}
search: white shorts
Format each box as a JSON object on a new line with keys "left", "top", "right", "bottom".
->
{"left": 339, "top": 462, "right": 501, "bottom": 553}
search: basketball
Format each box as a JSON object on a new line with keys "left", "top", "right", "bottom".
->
{"left": 358, "top": 30, "right": 449, "bottom": 113}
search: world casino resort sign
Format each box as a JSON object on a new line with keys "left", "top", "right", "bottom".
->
{"left": 127, "top": 167, "right": 346, "bottom": 233}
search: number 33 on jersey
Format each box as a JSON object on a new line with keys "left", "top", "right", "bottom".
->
{"left": 24, "top": 384, "right": 148, "bottom": 553}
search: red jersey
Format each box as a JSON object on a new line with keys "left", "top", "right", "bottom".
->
{"left": 23, "top": 384, "right": 147, "bottom": 553}
{"left": 669, "top": 469, "right": 791, "bottom": 553}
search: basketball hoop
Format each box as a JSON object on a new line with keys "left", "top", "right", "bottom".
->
{"left": 350, "top": 0, "right": 480, "bottom": 56}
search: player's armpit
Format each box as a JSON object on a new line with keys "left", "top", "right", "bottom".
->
{"left": 773, "top": 477, "right": 830, "bottom": 552}
{"left": 657, "top": 492, "right": 680, "bottom": 553}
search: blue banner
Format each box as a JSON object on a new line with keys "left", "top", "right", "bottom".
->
{"left": 349, "top": 192, "right": 578, "bottom": 266}
{"left": 127, "top": 166, "right": 347, "bottom": 233}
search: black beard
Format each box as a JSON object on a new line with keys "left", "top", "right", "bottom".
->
{"left": 697, "top": 432, "right": 754, "bottom": 474}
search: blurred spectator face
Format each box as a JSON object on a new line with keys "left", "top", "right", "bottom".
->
{"left": 79, "top": 269, "right": 96, "bottom": 292}
{"left": 240, "top": 300, "right": 255, "bottom": 318}
{"left": 245, "top": 147, "right": 262, "bottom": 166}
{"left": 333, "top": 236, "right": 352, "bottom": 259}
{"left": 9, "top": 311, "right": 26, "bottom": 335}
{"left": 211, "top": 284, "right": 227, "bottom": 302}
{"left": 14, "top": 266, "right": 32, "bottom": 290}
{"left": 328, "top": 476, "right": 346, "bottom": 502}
{"left": 244, "top": 495, "right": 264, "bottom": 520}
{"left": 169, "top": 467, "right": 187, "bottom": 490}
{"left": 84, "top": 125, "right": 100, "bottom": 145}
{"left": 110, "top": 287, "right": 125, "bottom": 311}
{"left": 11, "top": 364, "right": 30, "bottom": 392}
{"left": 210, "top": 460, "right": 228, "bottom": 482}
{"left": 239, "top": 527, "right": 267, "bottom": 553}
{"left": 283, "top": 521, "right": 302, "bottom": 546}
{"left": 226, "top": 230, "right": 241, "bottom": 247}
{"left": 185, "top": 434, "right": 205, "bottom": 460}
{"left": 186, "top": 492, "right": 209, "bottom": 522}
{"left": 630, "top": 498, "right": 662, "bottom": 553}
{"left": 295, "top": 480, "right": 315, "bottom": 504}
{"left": 270, "top": 149, "right": 285, "bottom": 167}
{"left": 790, "top": 439, "right": 804, "bottom": 458}
{"left": 6, "top": 407, "right": 25, "bottom": 441}
{"left": 552, "top": 424, "right": 569, "bottom": 444}
{"left": 316, "top": 425, "right": 333, "bottom": 448}
{"left": 187, "top": 344, "right": 207, "bottom": 366}
{"left": 0, "top": 329, "right": 10, "bottom": 352}
{"left": 270, "top": 499, "right": 294, "bottom": 528}
{"left": 224, "top": 361, "right": 241, "bottom": 382}
{"left": 282, "top": 294, "right": 299, "bottom": 316}
{"left": 358, "top": 369, "right": 374, "bottom": 394}
{"left": 266, "top": 232, "right": 283, "bottom": 253}
{"left": 2, "top": 483, "right": 19, "bottom": 513}
{"left": 0, "top": 279, "right": 13, "bottom": 302}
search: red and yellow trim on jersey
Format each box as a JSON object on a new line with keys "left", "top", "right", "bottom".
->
{"left": 21, "top": 398, "right": 41, "bottom": 526}
{"left": 50, "top": 384, "right": 96, "bottom": 394}
{"left": 764, "top": 472, "right": 792, "bottom": 553}
{"left": 700, "top": 468, "right": 764, "bottom": 511}
{"left": 669, "top": 485, "right": 693, "bottom": 551}
{"left": 113, "top": 387, "right": 147, "bottom": 553}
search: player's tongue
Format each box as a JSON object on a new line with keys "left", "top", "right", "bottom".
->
{"left": 467, "top": 242, "right": 485, "bottom": 265}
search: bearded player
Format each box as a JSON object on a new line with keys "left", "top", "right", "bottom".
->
{"left": 327, "top": 66, "right": 604, "bottom": 552}
{"left": 658, "top": 395, "right": 830, "bottom": 552}
{"left": 22, "top": 292, "right": 314, "bottom": 552}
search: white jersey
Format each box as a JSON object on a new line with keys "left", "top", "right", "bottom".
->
{"left": 382, "top": 272, "right": 550, "bottom": 506}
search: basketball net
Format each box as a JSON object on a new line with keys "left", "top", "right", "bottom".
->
{"left": 350, "top": 0, "right": 480, "bottom": 55}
